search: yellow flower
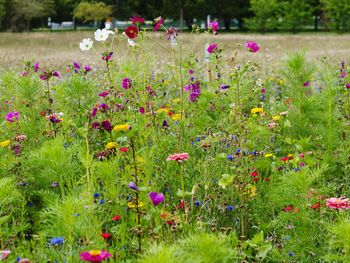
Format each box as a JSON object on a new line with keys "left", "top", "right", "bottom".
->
{"left": 156, "top": 108, "right": 170, "bottom": 114}
{"left": 172, "top": 98, "right": 181, "bottom": 104}
{"left": 272, "top": 115, "right": 280, "bottom": 121}
{"left": 264, "top": 153, "right": 273, "bottom": 158}
{"left": 172, "top": 114, "right": 181, "bottom": 121}
{"left": 105, "top": 142, "right": 117, "bottom": 149}
{"left": 279, "top": 80, "right": 283, "bottom": 85}
{"left": 287, "top": 154, "right": 294, "bottom": 159}
{"left": 245, "top": 185, "right": 257, "bottom": 197}
{"left": 113, "top": 124, "right": 130, "bottom": 132}
{"left": 251, "top": 108, "right": 263, "bottom": 114}
{"left": 0, "top": 140, "right": 10, "bottom": 147}
{"left": 128, "top": 201, "right": 144, "bottom": 209}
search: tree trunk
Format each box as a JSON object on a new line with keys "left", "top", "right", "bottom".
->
{"left": 238, "top": 18, "right": 244, "bottom": 30}
{"left": 185, "top": 18, "right": 192, "bottom": 30}
{"left": 314, "top": 16, "right": 318, "bottom": 31}
{"left": 223, "top": 17, "right": 230, "bottom": 31}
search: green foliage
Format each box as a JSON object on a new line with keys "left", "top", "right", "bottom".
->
{"left": 321, "top": 0, "right": 350, "bottom": 31}
{"left": 74, "top": 2, "right": 112, "bottom": 22}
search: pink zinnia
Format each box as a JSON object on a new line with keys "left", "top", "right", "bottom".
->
{"left": 208, "top": 20, "right": 219, "bottom": 33}
{"left": 80, "top": 250, "right": 111, "bottom": 262}
{"left": 326, "top": 197, "right": 350, "bottom": 211}
{"left": 167, "top": 153, "right": 189, "bottom": 162}
{"left": 154, "top": 17, "right": 163, "bottom": 31}
{"left": 245, "top": 41, "right": 260, "bottom": 53}
{"left": 207, "top": 43, "right": 218, "bottom": 54}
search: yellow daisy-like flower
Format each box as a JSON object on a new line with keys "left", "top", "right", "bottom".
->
{"left": 245, "top": 185, "right": 257, "bottom": 197}
{"left": 127, "top": 201, "right": 144, "bottom": 209}
{"left": 0, "top": 140, "right": 11, "bottom": 147}
{"left": 156, "top": 108, "right": 170, "bottom": 114}
{"left": 113, "top": 124, "right": 130, "bottom": 132}
{"left": 172, "top": 114, "right": 182, "bottom": 121}
{"left": 287, "top": 154, "right": 294, "bottom": 159}
{"left": 264, "top": 153, "right": 273, "bottom": 158}
{"left": 272, "top": 115, "right": 280, "bottom": 121}
{"left": 279, "top": 80, "right": 283, "bottom": 85}
{"left": 251, "top": 108, "right": 264, "bottom": 114}
{"left": 105, "top": 142, "right": 117, "bottom": 149}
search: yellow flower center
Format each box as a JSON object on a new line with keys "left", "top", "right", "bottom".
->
{"left": 89, "top": 250, "right": 101, "bottom": 256}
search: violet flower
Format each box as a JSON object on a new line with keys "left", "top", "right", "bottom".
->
{"left": 149, "top": 192, "right": 164, "bottom": 206}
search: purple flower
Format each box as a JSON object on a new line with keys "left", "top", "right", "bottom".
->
{"left": 52, "top": 71, "right": 60, "bottom": 78}
{"left": 91, "top": 122, "right": 100, "bottom": 129}
{"left": 73, "top": 62, "right": 81, "bottom": 70}
{"left": 339, "top": 68, "right": 347, "bottom": 78}
{"left": 34, "top": 63, "right": 39, "bottom": 72}
{"left": 98, "top": 91, "right": 109, "bottom": 97}
{"left": 139, "top": 107, "right": 145, "bottom": 114}
{"left": 261, "top": 88, "right": 266, "bottom": 93}
{"left": 122, "top": 78, "right": 132, "bottom": 89}
{"left": 245, "top": 41, "right": 260, "bottom": 53}
{"left": 128, "top": 182, "right": 139, "bottom": 191}
{"left": 84, "top": 65, "right": 92, "bottom": 72}
{"left": 149, "top": 192, "right": 164, "bottom": 206}
{"left": 303, "top": 81, "right": 310, "bottom": 87}
{"left": 184, "top": 82, "right": 201, "bottom": 103}
{"left": 220, "top": 84, "right": 230, "bottom": 90}
{"left": 208, "top": 20, "right": 219, "bottom": 33}
{"left": 102, "top": 51, "right": 113, "bottom": 61}
{"left": 189, "top": 69, "right": 194, "bottom": 75}
{"left": 6, "top": 111, "right": 19, "bottom": 122}
{"left": 101, "top": 120, "right": 112, "bottom": 131}
{"left": 207, "top": 43, "right": 218, "bottom": 54}
{"left": 346, "top": 83, "right": 350, "bottom": 89}
{"left": 91, "top": 107, "right": 98, "bottom": 117}
{"left": 98, "top": 103, "right": 109, "bottom": 112}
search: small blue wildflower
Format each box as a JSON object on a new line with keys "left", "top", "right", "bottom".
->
{"left": 226, "top": 143, "right": 230, "bottom": 148}
{"left": 93, "top": 193, "right": 100, "bottom": 198}
{"left": 227, "top": 155, "right": 234, "bottom": 161}
{"left": 100, "top": 199, "right": 105, "bottom": 205}
{"left": 194, "top": 201, "right": 201, "bottom": 207}
{"left": 226, "top": 205, "right": 234, "bottom": 211}
{"left": 235, "top": 148, "right": 241, "bottom": 154}
{"left": 50, "top": 237, "right": 64, "bottom": 245}
{"left": 288, "top": 252, "right": 295, "bottom": 257}
{"left": 27, "top": 202, "right": 34, "bottom": 207}
{"left": 294, "top": 168, "right": 301, "bottom": 172}
{"left": 196, "top": 137, "right": 201, "bottom": 142}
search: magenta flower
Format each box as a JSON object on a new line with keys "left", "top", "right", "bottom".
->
{"left": 326, "top": 197, "right": 350, "bottom": 211}
{"left": 80, "top": 250, "right": 111, "bottom": 262}
{"left": 245, "top": 41, "right": 260, "bottom": 53}
{"left": 208, "top": 20, "right": 219, "bottom": 33}
{"left": 84, "top": 65, "right": 92, "bottom": 72}
{"left": 303, "top": 81, "right": 310, "bottom": 87}
{"left": 102, "top": 51, "right": 113, "bottom": 61}
{"left": 98, "top": 91, "right": 109, "bottom": 97}
{"left": 6, "top": 111, "right": 19, "bottom": 123}
{"left": 184, "top": 82, "right": 201, "bottom": 103}
{"left": 122, "top": 78, "right": 132, "bottom": 89}
{"left": 130, "top": 16, "right": 145, "bottom": 25}
{"left": 139, "top": 107, "right": 145, "bottom": 114}
{"left": 39, "top": 70, "right": 61, "bottom": 80}
{"left": 149, "top": 192, "right": 164, "bottom": 206}
{"left": 346, "top": 83, "right": 350, "bottom": 89}
{"left": 167, "top": 153, "right": 189, "bottom": 162}
{"left": 207, "top": 43, "right": 218, "bottom": 54}
{"left": 339, "top": 68, "right": 347, "bottom": 78}
{"left": 73, "top": 62, "right": 80, "bottom": 70}
{"left": 154, "top": 17, "right": 163, "bottom": 31}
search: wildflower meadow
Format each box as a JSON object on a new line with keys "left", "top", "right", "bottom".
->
{"left": 2, "top": 17, "right": 350, "bottom": 262}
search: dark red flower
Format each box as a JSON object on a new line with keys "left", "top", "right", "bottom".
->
{"left": 101, "top": 233, "right": 111, "bottom": 239}
{"left": 125, "top": 26, "right": 138, "bottom": 39}
{"left": 112, "top": 215, "right": 121, "bottom": 221}
{"left": 250, "top": 171, "right": 259, "bottom": 177}
{"left": 282, "top": 205, "right": 294, "bottom": 212}
{"left": 176, "top": 200, "right": 185, "bottom": 209}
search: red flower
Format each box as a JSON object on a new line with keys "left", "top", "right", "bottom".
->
{"left": 125, "top": 26, "right": 138, "bottom": 39}
{"left": 119, "top": 147, "right": 129, "bottom": 153}
{"left": 160, "top": 213, "right": 168, "bottom": 219}
{"left": 130, "top": 16, "right": 145, "bottom": 25}
{"left": 280, "top": 157, "right": 289, "bottom": 162}
{"left": 310, "top": 202, "right": 321, "bottom": 210}
{"left": 252, "top": 177, "right": 259, "bottom": 182}
{"left": 100, "top": 233, "right": 111, "bottom": 239}
{"left": 176, "top": 200, "right": 185, "bottom": 209}
{"left": 166, "top": 220, "right": 174, "bottom": 225}
{"left": 250, "top": 171, "right": 259, "bottom": 177}
{"left": 282, "top": 205, "right": 294, "bottom": 212}
{"left": 263, "top": 178, "right": 270, "bottom": 182}
{"left": 112, "top": 215, "right": 121, "bottom": 221}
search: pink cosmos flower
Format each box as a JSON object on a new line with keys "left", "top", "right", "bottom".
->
{"left": 80, "top": 250, "right": 111, "bottom": 262}
{"left": 245, "top": 41, "right": 260, "bottom": 53}
{"left": 6, "top": 111, "right": 19, "bottom": 123}
{"left": 149, "top": 192, "right": 164, "bottom": 206}
{"left": 0, "top": 250, "right": 11, "bottom": 260}
{"left": 326, "top": 197, "right": 350, "bottom": 211}
{"left": 130, "top": 16, "right": 145, "bottom": 25}
{"left": 208, "top": 20, "right": 219, "bottom": 33}
{"left": 167, "top": 153, "right": 189, "bottom": 162}
{"left": 207, "top": 43, "right": 218, "bottom": 54}
{"left": 154, "top": 17, "right": 163, "bottom": 31}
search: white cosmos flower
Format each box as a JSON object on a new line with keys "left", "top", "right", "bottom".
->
{"left": 94, "top": 29, "right": 109, "bottom": 41}
{"left": 79, "top": 38, "right": 93, "bottom": 51}
{"left": 128, "top": 38, "right": 136, "bottom": 47}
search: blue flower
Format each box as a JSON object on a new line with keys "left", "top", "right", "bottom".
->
{"left": 50, "top": 237, "right": 64, "bottom": 245}
{"left": 100, "top": 199, "right": 105, "bottom": 205}
{"left": 227, "top": 155, "right": 234, "bottom": 161}
{"left": 196, "top": 137, "right": 201, "bottom": 142}
{"left": 287, "top": 252, "right": 295, "bottom": 257}
{"left": 226, "top": 143, "right": 230, "bottom": 148}
{"left": 226, "top": 205, "right": 234, "bottom": 211}
{"left": 93, "top": 193, "right": 100, "bottom": 198}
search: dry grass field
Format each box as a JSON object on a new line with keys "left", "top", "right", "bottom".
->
{"left": 1, "top": 31, "right": 350, "bottom": 73}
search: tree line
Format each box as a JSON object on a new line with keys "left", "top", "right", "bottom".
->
{"left": 1, "top": 0, "right": 350, "bottom": 32}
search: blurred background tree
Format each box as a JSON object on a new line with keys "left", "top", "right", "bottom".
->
{"left": 74, "top": 2, "right": 112, "bottom": 23}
